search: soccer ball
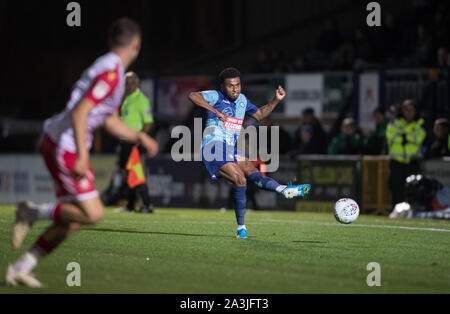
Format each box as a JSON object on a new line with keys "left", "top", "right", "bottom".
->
{"left": 334, "top": 198, "right": 359, "bottom": 224}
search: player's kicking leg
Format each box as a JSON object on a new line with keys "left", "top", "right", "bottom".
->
{"left": 236, "top": 158, "right": 311, "bottom": 199}
{"left": 218, "top": 163, "right": 249, "bottom": 239}
{"left": 7, "top": 197, "right": 104, "bottom": 288}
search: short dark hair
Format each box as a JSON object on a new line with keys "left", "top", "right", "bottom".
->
{"left": 219, "top": 67, "right": 241, "bottom": 83}
{"left": 402, "top": 99, "right": 417, "bottom": 109}
{"left": 435, "top": 118, "right": 450, "bottom": 129}
{"left": 302, "top": 107, "right": 315, "bottom": 115}
{"left": 108, "top": 17, "right": 141, "bottom": 49}
{"left": 373, "top": 107, "right": 385, "bottom": 115}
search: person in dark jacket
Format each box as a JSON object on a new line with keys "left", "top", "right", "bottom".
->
{"left": 426, "top": 118, "right": 450, "bottom": 159}
{"left": 364, "top": 107, "right": 389, "bottom": 155}
{"left": 292, "top": 108, "right": 328, "bottom": 156}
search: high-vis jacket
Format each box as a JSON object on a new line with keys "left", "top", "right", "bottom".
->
{"left": 386, "top": 117, "right": 426, "bottom": 163}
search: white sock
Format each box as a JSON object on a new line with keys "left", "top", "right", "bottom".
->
{"left": 32, "top": 203, "right": 57, "bottom": 221}
{"left": 12, "top": 252, "right": 39, "bottom": 273}
{"left": 276, "top": 185, "right": 287, "bottom": 193}
{"left": 237, "top": 225, "right": 246, "bottom": 231}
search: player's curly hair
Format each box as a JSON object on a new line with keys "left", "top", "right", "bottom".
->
{"left": 108, "top": 17, "right": 141, "bottom": 49}
{"left": 219, "top": 68, "right": 241, "bottom": 83}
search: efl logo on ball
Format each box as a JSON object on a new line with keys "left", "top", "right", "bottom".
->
{"left": 334, "top": 198, "right": 360, "bottom": 224}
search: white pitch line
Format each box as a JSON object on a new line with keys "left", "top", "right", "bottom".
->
{"left": 260, "top": 219, "right": 450, "bottom": 233}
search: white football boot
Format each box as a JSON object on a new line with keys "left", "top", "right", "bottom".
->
{"left": 5, "top": 265, "right": 43, "bottom": 288}
{"left": 281, "top": 184, "right": 312, "bottom": 199}
{"left": 389, "top": 202, "right": 413, "bottom": 219}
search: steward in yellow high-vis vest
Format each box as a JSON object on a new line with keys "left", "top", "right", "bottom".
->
{"left": 386, "top": 116, "right": 426, "bottom": 163}
{"left": 386, "top": 100, "right": 426, "bottom": 209}
{"left": 117, "top": 72, "right": 155, "bottom": 214}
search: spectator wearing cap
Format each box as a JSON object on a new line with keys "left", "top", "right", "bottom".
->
{"left": 328, "top": 118, "right": 364, "bottom": 155}
{"left": 292, "top": 108, "right": 328, "bottom": 156}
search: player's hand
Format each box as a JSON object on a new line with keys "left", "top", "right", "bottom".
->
{"left": 216, "top": 111, "right": 230, "bottom": 123}
{"left": 275, "top": 85, "right": 286, "bottom": 102}
{"left": 72, "top": 156, "right": 90, "bottom": 180}
{"left": 138, "top": 132, "right": 159, "bottom": 157}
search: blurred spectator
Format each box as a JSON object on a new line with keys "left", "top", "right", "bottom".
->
{"left": 388, "top": 103, "right": 401, "bottom": 121}
{"left": 386, "top": 99, "right": 426, "bottom": 208}
{"left": 412, "top": 0, "right": 434, "bottom": 24}
{"left": 426, "top": 118, "right": 450, "bottom": 159}
{"left": 270, "top": 50, "right": 290, "bottom": 73}
{"left": 316, "top": 19, "right": 342, "bottom": 56}
{"left": 328, "top": 117, "right": 363, "bottom": 155}
{"left": 380, "top": 13, "right": 400, "bottom": 63}
{"left": 331, "top": 43, "right": 355, "bottom": 70}
{"left": 253, "top": 49, "right": 273, "bottom": 73}
{"left": 291, "top": 125, "right": 316, "bottom": 155}
{"left": 436, "top": 47, "right": 448, "bottom": 67}
{"left": 291, "top": 55, "right": 308, "bottom": 72}
{"left": 364, "top": 107, "right": 389, "bottom": 155}
{"left": 292, "top": 108, "right": 328, "bottom": 156}
{"left": 432, "top": 10, "right": 450, "bottom": 48}
{"left": 414, "top": 24, "right": 434, "bottom": 65}
{"left": 353, "top": 27, "right": 375, "bottom": 66}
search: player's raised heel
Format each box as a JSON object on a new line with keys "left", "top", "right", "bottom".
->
{"left": 236, "top": 228, "right": 248, "bottom": 239}
{"left": 12, "top": 201, "right": 38, "bottom": 249}
{"left": 5, "top": 265, "right": 43, "bottom": 288}
{"left": 299, "top": 184, "right": 311, "bottom": 197}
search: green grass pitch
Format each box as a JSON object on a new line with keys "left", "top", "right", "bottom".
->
{"left": 0, "top": 205, "right": 449, "bottom": 294}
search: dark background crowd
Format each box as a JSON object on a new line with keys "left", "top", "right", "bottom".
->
{"left": 252, "top": 1, "right": 450, "bottom": 73}
{"left": 0, "top": 0, "right": 449, "bottom": 160}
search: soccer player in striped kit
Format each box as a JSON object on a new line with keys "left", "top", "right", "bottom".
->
{"left": 6, "top": 18, "right": 158, "bottom": 288}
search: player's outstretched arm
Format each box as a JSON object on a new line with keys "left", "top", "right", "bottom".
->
{"left": 104, "top": 112, "right": 159, "bottom": 157}
{"left": 72, "top": 98, "right": 96, "bottom": 179}
{"left": 252, "top": 86, "right": 286, "bottom": 121}
{"left": 188, "top": 92, "right": 229, "bottom": 122}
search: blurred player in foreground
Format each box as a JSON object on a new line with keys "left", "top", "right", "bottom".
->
{"left": 6, "top": 18, "right": 158, "bottom": 288}
{"left": 189, "top": 68, "right": 311, "bottom": 239}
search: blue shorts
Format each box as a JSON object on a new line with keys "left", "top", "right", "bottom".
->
{"left": 202, "top": 141, "right": 247, "bottom": 180}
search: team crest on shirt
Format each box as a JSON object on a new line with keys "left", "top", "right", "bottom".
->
{"left": 108, "top": 71, "right": 117, "bottom": 81}
{"left": 222, "top": 107, "right": 235, "bottom": 117}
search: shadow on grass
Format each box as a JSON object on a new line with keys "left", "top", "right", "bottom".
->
{"left": 83, "top": 228, "right": 231, "bottom": 238}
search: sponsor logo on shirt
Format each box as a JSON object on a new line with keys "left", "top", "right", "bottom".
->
{"left": 92, "top": 80, "right": 110, "bottom": 100}
{"left": 223, "top": 117, "right": 243, "bottom": 130}
{"left": 108, "top": 71, "right": 117, "bottom": 81}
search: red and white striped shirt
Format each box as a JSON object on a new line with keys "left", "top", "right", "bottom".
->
{"left": 44, "top": 52, "right": 125, "bottom": 153}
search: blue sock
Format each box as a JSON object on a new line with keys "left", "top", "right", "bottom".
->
{"left": 248, "top": 172, "right": 283, "bottom": 192}
{"left": 233, "top": 186, "right": 247, "bottom": 226}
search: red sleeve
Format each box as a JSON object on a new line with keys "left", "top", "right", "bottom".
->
{"left": 85, "top": 68, "right": 119, "bottom": 105}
